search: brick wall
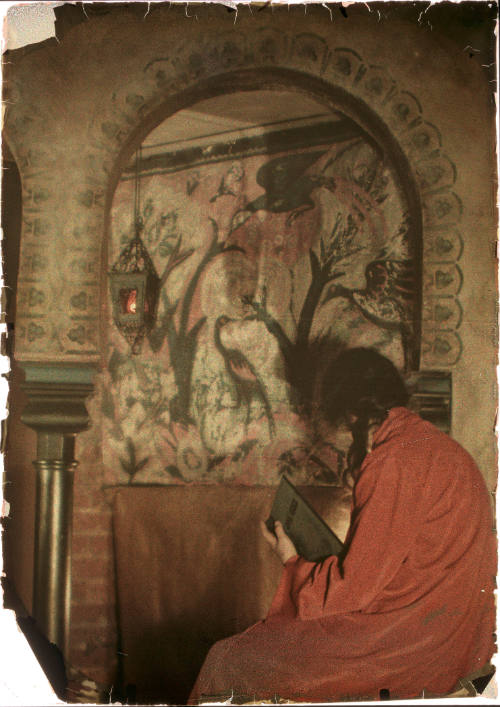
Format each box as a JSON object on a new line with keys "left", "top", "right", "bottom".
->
{"left": 68, "top": 418, "right": 118, "bottom": 692}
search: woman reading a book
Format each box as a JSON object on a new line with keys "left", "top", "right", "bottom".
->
{"left": 190, "top": 348, "right": 495, "bottom": 703}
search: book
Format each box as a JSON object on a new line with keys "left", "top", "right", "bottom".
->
{"left": 266, "top": 476, "right": 344, "bottom": 562}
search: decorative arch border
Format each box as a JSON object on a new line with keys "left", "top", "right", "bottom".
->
{"left": 9, "top": 28, "right": 463, "bottom": 368}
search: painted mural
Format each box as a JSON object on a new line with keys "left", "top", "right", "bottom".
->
{"left": 105, "top": 117, "right": 418, "bottom": 485}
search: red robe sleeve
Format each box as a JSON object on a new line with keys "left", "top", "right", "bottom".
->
{"left": 267, "top": 445, "right": 426, "bottom": 620}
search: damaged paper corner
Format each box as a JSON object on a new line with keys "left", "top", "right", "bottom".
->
{"left": 1, "top": 1, "right": 63, "bottom": 53}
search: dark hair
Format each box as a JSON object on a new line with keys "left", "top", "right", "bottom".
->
{"left": 321, "top": 347, "right": 409, "bottom": 479}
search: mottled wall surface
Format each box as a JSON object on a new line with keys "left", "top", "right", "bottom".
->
{"left": 106, "top": 131, "right": 412, "bottom": 485}
{"left": 3, "top": 2, "right": 496, "bottom": 692}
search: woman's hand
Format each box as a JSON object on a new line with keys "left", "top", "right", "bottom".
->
{"left": 260, "top": 520, "right": 298, "bottom": 565}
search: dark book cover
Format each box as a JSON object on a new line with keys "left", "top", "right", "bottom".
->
{"left": 266, "top": 476, "right": 344, "bottom": 562}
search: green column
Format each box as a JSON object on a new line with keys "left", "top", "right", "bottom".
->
{"left": 20, "top": 365, "right": 95, "bottom": 657}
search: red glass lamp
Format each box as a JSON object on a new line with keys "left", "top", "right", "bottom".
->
{"left": 110, "top": 219, "right": 160, "bottom": 354}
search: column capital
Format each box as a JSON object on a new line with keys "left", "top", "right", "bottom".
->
{"left": 20, "top": 363, "right": 96, "bottom": 436}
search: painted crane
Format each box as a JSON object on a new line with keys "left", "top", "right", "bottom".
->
{"left": 213, "top": 315, "right": 276, "bottom": 438}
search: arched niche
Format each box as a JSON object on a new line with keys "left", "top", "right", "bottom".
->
{"left": 103, "top": 76, "right": 425, "bottom": 487}
{"left": 106, "top": 67, "right": 424, "bottom": 360}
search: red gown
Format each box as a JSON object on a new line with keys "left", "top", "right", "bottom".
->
{"left": 190, "top": 407, "right": 496, "bottom": 703}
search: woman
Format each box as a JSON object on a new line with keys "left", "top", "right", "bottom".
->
{"left": 190, "top": 348, "right": 496, "bottom": 703}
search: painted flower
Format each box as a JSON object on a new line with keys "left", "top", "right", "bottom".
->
{"left": 151, "top": 420, "right": 209, "bottom": 482}
{"left": 303, "top": 439, "right": 345, "bottom": 485}
{"left": 260, "top": 438, "right": 310, "bottom": 484}
{"left": 175, "top": 425, "right": 208, "bottom": 481}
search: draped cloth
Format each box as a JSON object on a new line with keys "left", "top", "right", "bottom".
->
{"left": 189, "top": 408, "right": 496, "bottom": 703}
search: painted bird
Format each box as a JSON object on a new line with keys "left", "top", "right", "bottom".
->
{"left": 213, "top": 315, "right": 276, "bottom": 438}
{"left": 229, "top": 150, "right": 334, "bottom": 233}
{"left": 322, "top": 257, "right": 417, "bottom": 372}
{"left": 210, "top": 162, "right": 244, "bottom": 203}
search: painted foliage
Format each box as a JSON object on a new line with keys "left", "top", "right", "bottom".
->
{"left": 104, "top": 120, "right": 416, "bottom": 485}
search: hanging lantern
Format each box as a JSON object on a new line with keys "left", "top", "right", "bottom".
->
{"left": 109, "top": 219, "right": 160, "bottom": 354}
{"left": 109, "top": 148, "right": 159, "bottom": 354}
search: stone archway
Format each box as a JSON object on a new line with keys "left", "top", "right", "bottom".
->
{"left": 5, "top": 25, "right": 462, "bottom": 369}
{"left": 103, "top": 47, "right": 463, "bottom": 373}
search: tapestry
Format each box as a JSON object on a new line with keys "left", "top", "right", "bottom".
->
{"left": 104, "top": 118, "right": 417, "bottom": 485}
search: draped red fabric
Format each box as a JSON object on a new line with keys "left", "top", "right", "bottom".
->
{"left": 189, "top": 408, "right": 496, "bottom": 703}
